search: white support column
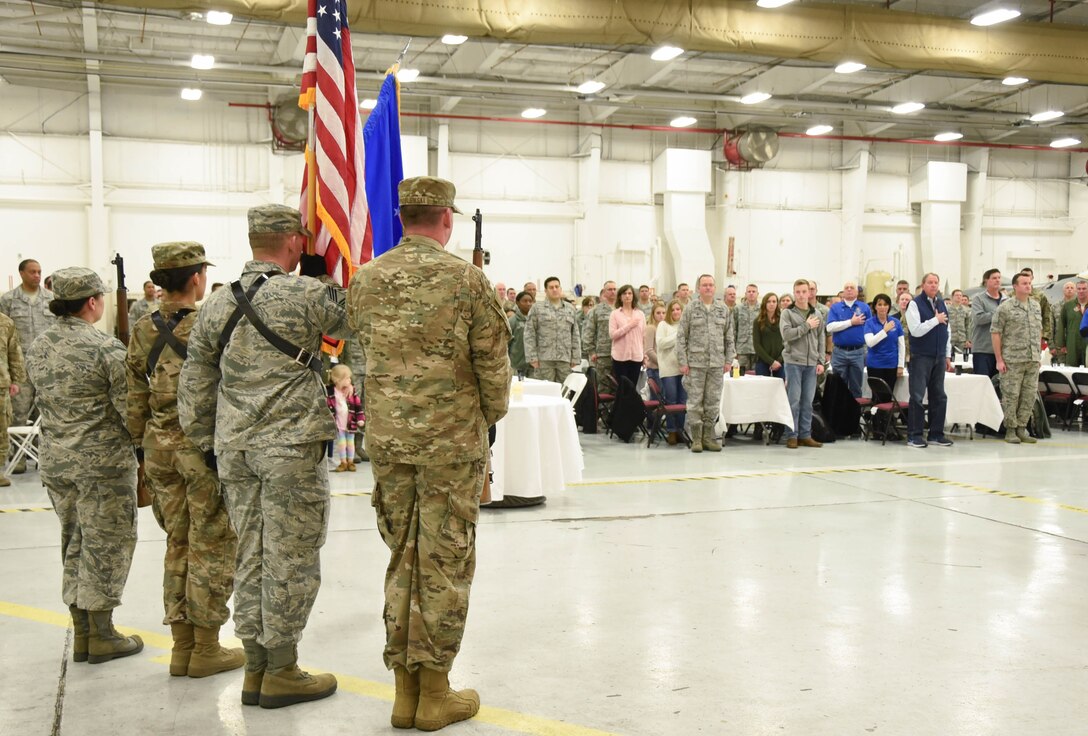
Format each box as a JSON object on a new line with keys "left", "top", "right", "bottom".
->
{"left": 840, "top": 142, "right": 870, "bottom": 282}
{"left": 962, "top": 148, "right": 989, "bottom": 289}
{"left": 575, "top": 131, "right": 603, "bottom": 288}
{"left": 436, "top": 122, "right": 451, "bottom": 180}
{"left": 910, "top": 162, "right": 968, "bottom": 290}
{"left": 82, "top": 4, "right": 108, "bottom": 279}
{"left": 654, "top": 149, "right": 714, "bottom": 283}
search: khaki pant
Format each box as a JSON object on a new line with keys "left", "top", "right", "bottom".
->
{"left": 683, "top": 367, "right": 724, "bottom": 431}
{"left": 1000, "top": 361, "right": 1037, "bottom": 430}
{"left": 535, "top": 361, "right": 573, "bottom": 384}
{"left": 593, "top": 356, "right": 615, "bottom": 395}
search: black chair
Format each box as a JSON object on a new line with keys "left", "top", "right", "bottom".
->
{"left": 645, "top": 377, "right": 689, "bottom": 448}
{"left": 1071, "top": 372, "right": 1088, "bottom": 426}
{"left": 1039, "top": 370, "right": 1077, "bottom": 430}
{"left": 863, "top": 376, "right": 906, "bottom": 445}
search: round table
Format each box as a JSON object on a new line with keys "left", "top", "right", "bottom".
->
{"left": 511, "top": 377, "right": 563, "bottom": 398}
{"left": 714, "top": 374, "right": 795, "bottom": 434}
{"left": 861, "top": 369, "right": 1004, "bottom": 430}
{"left": 490, "top": 394, "right": 583, "bottom": 505}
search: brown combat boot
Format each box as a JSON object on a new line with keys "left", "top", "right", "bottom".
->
{"left": 689, "top": 424, "right": 703, "bottom": 453}
{"left": 188, "top": 626, "right": 245, "bottom": 678}
{"left": 87, "top": 610, "right": 143, "bottom": 664}
{"left": 69, "top": 605, "right": 89, "bottom": 663}
{"left": 346, "top": 461, "right": 357, "bottom": 472}
{"left": 258, "top": 644, "right": 337, "bottom": 709}
{"left": 666, "top": 431, "right": 678, "bottom": 445}
{"left": 414, "top": 668, "right": 480, "bottom": 732}
{"left": 391, "top": 666, "right": 421, "bottom": 729}
{"left": 799, "top": 438, "right": 823, "bottom": 448}
{"left": 169, "top": 622, "right": 195, "bottom": 676}
{"left": 240, "top": 640, "right": 267, "bottom": 706}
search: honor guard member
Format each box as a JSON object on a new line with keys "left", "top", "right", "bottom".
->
{"left": 582, "top": 280, "right": 618, "bottom": 394}
{"left": 348, "top": 176, "right": 511, "bottom": 731}
{"left": 524, "top": 276, "right": 581, "bottom": 383}
{"left": 992, "top": 272, "right": 1043, "bottom": 444}
{"left": 0, "top": 258, "right": 54, "bottom": 471}
{"left": 676, "top": 274, "right": 737, "bottom": 453}
{"left": 126, "top": 242, "right": 243, "bottom": 679}
{"left": 26, "top": 268, "right": 143, "bottom": 665}
{"left": 179, "top": 204, "right": 349, "bottom": 709}
{"left": 0, "top": 312, "right": 26, "bottom": 487}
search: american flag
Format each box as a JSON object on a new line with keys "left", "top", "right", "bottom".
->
{"left": 299, "top": 0, "right": 371, "bottom": 285}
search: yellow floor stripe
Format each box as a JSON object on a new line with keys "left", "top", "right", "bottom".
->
{"left": 0, "top": 600, "right": 621, "bottom": 736}
{"left": 876, "top": 468, "right": 1088, "bottom": 515}
{"left": 571, "top": 467, "right": 873, "bottom": 487}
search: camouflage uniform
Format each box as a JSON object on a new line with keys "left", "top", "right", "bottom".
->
{"left": 126, "top": 242, "right": 235, "bottom": 628}
{"left": 0, "top": 283, "right": 54, "bottom": 429}
{"left": 991, "top": 297, "right": 1042, "bottom": 432}
{"left": 1030, "top": 288, "right": 1051, "bottom": 343}
{"left": 25, "top": 268, "right": 138, "bottom": 612}
{"left": 0, "top": 313, "right": 26, "bottom": 481}
{"left": 179, "top": 207, "right": 350, "bottom": 650}
{"left": 348, "top": 177, "right": 510, "bottom": 674}
{"left": 128, "top": 296, "right": 161, "bottom": 325}
{"left": 524, "top": 300, "right": 580, "bottom": 383}
{"left": 581, "top": 301, "right": 615, "bottom": 393}
{"left": 676, "top": 301, "right": 736, "bottom": 439}
{"left": 733, "top": 301, "right": 760, "bottom": 372}
{"left": 949, "top": 303, "right": 972, "bottom": 354}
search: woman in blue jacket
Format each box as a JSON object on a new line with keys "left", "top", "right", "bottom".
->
{"left": 863, "top": 293, "right": 905, "bottom": 404}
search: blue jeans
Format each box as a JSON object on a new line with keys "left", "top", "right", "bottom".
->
{"left": 660, "top": 375, "right": 687, "bottom": 431}
{"left": 784, "top": 364, "right": 817, "bottom": 440}
{"left": 831, "top": 346, "right": 865, "bottom": 398}
{"left": 646, "top": 368, "right": 660, "bottom": 391}
{"left": 908, "top": 354, "right": 948, "bottom": 442}
{"left": 972, "top": 352, "right": 997, "bottom": 379}
{"left": 755, "top": 360, "right": 784, "bottom": 379}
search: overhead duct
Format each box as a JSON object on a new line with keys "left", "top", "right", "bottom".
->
{"left": 109, "top": 0, "right": 1088, "bottom": 85}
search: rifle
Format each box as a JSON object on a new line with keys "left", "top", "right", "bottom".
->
{"left": 111, "top": 254, "right": 150, "bottom": 508}
{"left": 471, "top": 209, "right": 492, "bottom": 505}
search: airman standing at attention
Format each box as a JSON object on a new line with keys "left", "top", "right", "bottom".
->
{"left": 992, "top": 272, "right": 1043, "bottom": 444}
{"left": 0, "top": 312, "right": 25, "bottom": 487}
{"left": 676, "top": 274, "right": 736, "bottom": 453}
{"left": 525, "top": 276, "right": 580, "bottom": 383}
{"left": 582, "top": 280, "right": 617, "bottom": 395}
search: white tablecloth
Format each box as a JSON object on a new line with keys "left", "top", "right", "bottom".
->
{"left": 491, "top": 394, "right": 583, "bottom": 501}
{"left": 512, "top": 377, "right": 562, "bottom": 397}
{"left": 1040, "top": 365, "right": 1088, "bottom": 382}
{"left": 862, "top": 370, "right": 1004, "bottom": 430}
{"left": 715, "top": 375, "right": 795, "bottom": 433}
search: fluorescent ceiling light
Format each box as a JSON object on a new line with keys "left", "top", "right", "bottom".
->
{"left": 397, "top": 68, "right": 420, "bottom": 82}
{"left": 934, "top": 132, "right": 963, "bottom": 142}
{"left": 360, "top": 98, "right": 378, "bottom": 110}
{"left": 670, "top": 116, "right": 697, "bottom": 128}
{"left": 757, "top": 0, "right": 795, "bottom": 6}
{"left": 521, "top": 108, "right": 546, "bottom": 119}
{"left": 970, "top": 8, "right": 1020, "bottom": 26}
{"left": 1050, "top": 137, "right": 1081, "bottom": 148}
{"left": 441, "top": 34, "right": 467, "bottom": 45}
{"left": 651, "top": 46, "right": 684, "bottom": 62}
{"left": 1029, "top": 110, "right": 1063, "bottom": 122}
{"left": 1002, "top": 76, "right": 1028, "bottom": 86}
{"left": 806, "top": 124, "right": 833, "bottom": 136}
{"left": 835, "top": 61, "right": 866, "bottom": 74}
{"left": 190, "top": 54, "right": 215, "bottom": 70}
{"left": 740, "top": 92, "right": 771, "bottom": 105}
{"left": 205, "top": 10, "right": 232, "bottom": 25}
{"left": 891, "top": 101, "right": 925, "bottom": 114}
{"left": 180, "top": 88, "right": 202, "bottom": 101}
{"left": 576, "top": 80, "right": 606, "bottom": 95}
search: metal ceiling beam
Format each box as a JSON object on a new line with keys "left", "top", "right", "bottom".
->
{"left": 0, "top": 8, "right": 76, "bottom": 28}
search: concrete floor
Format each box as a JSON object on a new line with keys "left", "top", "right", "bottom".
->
{"left": 3, "top": 426, "right": 1088, "bottom": 736}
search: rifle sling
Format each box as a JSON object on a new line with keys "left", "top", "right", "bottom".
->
{"left": 146, "top": 309, "right": 194, "bottom": 379}
{"left": 223, "top": 276, "right": 322, "bottom": 374}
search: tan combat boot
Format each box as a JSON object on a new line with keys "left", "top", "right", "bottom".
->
{"left": 258, "top": 644, "right": 337, "bottom": 709}
{"left": 86, "top": 610, "right": 143, "bottom": 664}
{"left": 69, "top": 605, "right": 89, "bottom": 663}
{"left": 188, "top": 626, "right": 245, "bottom": 678}
{"left": 391, "top": 666, "right": 421, "bottom": 729}
{"left": 414, "top": 668, "right": 480, "bottom": 732}
{"left": 1016, "top": 427, "right": 1037, "bottom": 444}
{"left": 169, "top": 622, "right": 195, "bottom": 676}
{"left": 703, "top": 427, "right": 722, "bottom": 452}
{"left": 241, "top": 640, "right": 267, "bottom": 706}
{"left": 689, "top": 424, "right": 703, "bottom": 453}
{"left": 1005, "top": 427, "right": 1021, "bottom": 444}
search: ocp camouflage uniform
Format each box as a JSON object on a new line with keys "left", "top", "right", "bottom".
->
{"left": 733, "top": 301, "right": 760, "bottom": 372}
{"left": 1031, "top": 288, "right": 1051, "bottom": 342}
{"left": 179, "top": 257, "right": 349, "bottom": 651}
{"left": 0, "top": 314, "right": 26, "bottom": 483}
{"left": 25, "top": 270, "right": 137, "bottom": 614}
{"left": 0, "top": 284, "right": 53, "bottom": 429}
{"left": 349, "top": 227, "right": 510, "bottom": 674}
{"left": 949, "top": 303, "right": 972, "bottom": 353}
{"left": 126, "top": 247, "right": 235, "bottom": 630}
{"left": 676, "top": 301, "right": 736, "bottom": 443}
{"left": 524, "top": 300, "right": 580, "bottom": 383}
{"left": 128, "top": 296, "right": 160, "bottom": 325}
{"left": 582, "top": 301, "right": 615, "bottom": 393}
{"left": 991, "top": 297, "right": 1042, "bottom": 433}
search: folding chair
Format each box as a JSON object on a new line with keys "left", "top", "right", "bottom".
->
{"left": 645, "top": 377, "right": 689, "bottom": 448}
{"left": 1038, "top": 370, "right": 1077, "bottom": 430}
{"left": 561, "top": 372, "right": 588, "bottom": 406}
{"left": 863, "top": 377, "right": 906, "bottom": 445}
{"left": 5, "top": 416, "right": 42, "bottom": 476}
{"left": 1071, "top": 373, "right": 1088, "bottom": 426}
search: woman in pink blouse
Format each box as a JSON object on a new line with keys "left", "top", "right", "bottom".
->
{"left": 609, "top": 284, "right": 645, "bottom": 389}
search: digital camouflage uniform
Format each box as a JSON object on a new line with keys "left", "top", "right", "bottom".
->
{"left": 582, "top": 301, "right": 616, "bottom": 393}
{"left": 25, "top": 269, "right": 138, "bottom": 612}
{"left": 949, "top": 303, "right": 972, "bottom": 354}
{"left": 992, "top": 297, "right": 1042, "bottom": 432}
{"left": 676, "top": 300, "right": 736, "bottom": 442}
{"left": 0, "top": 283, "right": 53, "bottom": 430}
{"left": 1030, "top": 288, "right": 1051, "bottom": 343}
{"left": 126, "top": 243, "right": 234, "bottom": 629}
{"left": 508, "top": 311, "right": 531, "bottom": 376}
{"left": 348, "top": 180, "right": 510, "bottom": 676}
{"left": 179, "top": 209, "right": 350, "bottom": 652}
{"left": 0, "top": 313, "right": 26, "bottom": 482}
{"left": 733, "top": 301, "right": 760, "bottom": 372}
{"left": 524, "top": 300, "right": 580, "bottom": 383}
{"left": 128, "top": 296, "right": 161, "bottom": 325}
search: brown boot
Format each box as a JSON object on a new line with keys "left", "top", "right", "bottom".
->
{"left": 169, "top": 622, "right": 195, "bottom": 676}
{"left": 391, "top": 666, "right": 421, "bottom": 729}
{"left": 786, "top": 438, "right": 799, "bottom": 449}
{"left": 666, "top": 431, "right": 678, "bottom": 446}
{"left": 346, "top": 461, "right": 357, "bottom": 472}
{"left": 188, "top": 626, "right": 245, "bottom": 678}
{"left": 241, "top": 640, "right": 267, "bottom": 706}
{"left": 0, "top": 475, "right": 10, "bottom": 487}
{"left": 258, "top": 645, "right": 337, "bottom": 709}
{"left": 799, "top": 438, "right": 823, "bottom": 448}
{"left": 69, "top": 605, "right": 89, "bottom": 663}
{"left": 87, "top": 610, "right": 143, "bottom": 664}
{"left": 414, "top": 668, "right": 480, "bottom": 732}
{"left": 332, "top": 460, "right": 348, "bottom": 473}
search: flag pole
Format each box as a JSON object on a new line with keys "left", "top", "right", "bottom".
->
{"left": 306, "top": 105, "right": 318, "bottom": 256}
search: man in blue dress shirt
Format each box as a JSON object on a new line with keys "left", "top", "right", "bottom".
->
{"left": 826, "top": 280, "right": 872, "bottom": 398}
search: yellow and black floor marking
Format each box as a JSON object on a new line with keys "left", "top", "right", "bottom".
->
{"left": 877, "top": 467, "right": 1088, "bottom": 516}
{"left": 0, "top": 506, "right": 52, "bottom": 514}
{"left": 570, "top": 466, "right": 874, "bottom": 488}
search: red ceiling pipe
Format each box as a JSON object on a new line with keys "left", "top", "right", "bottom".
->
{"left": 399, "top": 111, "right": 726, "bottom": 134}
{"left": 778, "top": 131, "right": 1088, "bottom": 153}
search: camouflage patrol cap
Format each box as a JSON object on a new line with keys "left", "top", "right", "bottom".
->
{"left": 152, "top": 241, "right": 215, "bottom": 270}
{"left": 248, "top": 204, "right": 313, "bottom": 237}
{"left": 52, "top": 267, "right": 106, "bottom": 300}
{"left": 398, "top": 176, "right": 463, "bottom": 214}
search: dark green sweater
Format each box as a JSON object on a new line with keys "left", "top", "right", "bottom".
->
{"left": 753, "top": 318, "right": 784, "bottom": 365}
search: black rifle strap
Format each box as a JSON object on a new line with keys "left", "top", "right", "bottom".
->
{"left": 145, "top": 308, "right": 195, "bottom": 378}
{"left": 226, "top": 278, "right": 322, "bottom": 373}
{"left": 218, "top": 275, "right": 269, "bottom": 354}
